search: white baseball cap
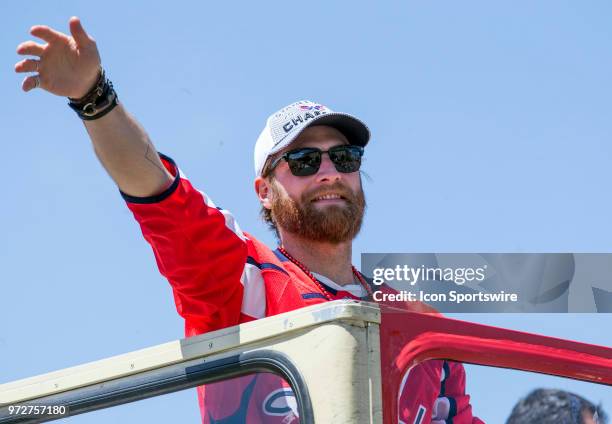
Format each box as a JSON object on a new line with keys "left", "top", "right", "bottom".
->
{"left": 254, "top": 100, "right": 370, "bottom": 176}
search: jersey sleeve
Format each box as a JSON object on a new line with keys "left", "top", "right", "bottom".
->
{"left": 435, "top": 361, "right": 485, "bottom": 424}
{"left": 398, "top": 360, "right": 485, "bottom": 424}
{"left": 121, "top": 153, "right": 248, "bottom": 335}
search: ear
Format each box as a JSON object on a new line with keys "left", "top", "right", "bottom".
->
{"left": 254, "top": 176, "right": 273, "bottom": 210}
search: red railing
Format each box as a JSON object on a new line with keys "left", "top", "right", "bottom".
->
{"left": 379, "top": 305, "right": 612, "bottom": 424}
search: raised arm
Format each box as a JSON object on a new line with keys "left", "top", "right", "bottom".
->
{"left": 15, "top": 17, "right": 172, "bottom": 197}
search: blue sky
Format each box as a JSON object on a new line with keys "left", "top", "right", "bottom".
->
{"left": 2, "top": 1, "right": 611, "bottom": 422}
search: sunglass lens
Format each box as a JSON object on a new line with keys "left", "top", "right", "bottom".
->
{"left": 286, "top": 149, "right": 321, "bottom": 176}
{"left": 329, "top": 146, "right": 363, "bottom": 173}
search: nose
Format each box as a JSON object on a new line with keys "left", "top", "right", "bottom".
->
{"left": 315, "top": 153, "right": 342, "bottom": 183}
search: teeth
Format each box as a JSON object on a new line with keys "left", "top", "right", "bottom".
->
{"left": 315, "top": 194, "right": 341, "bottom": 200}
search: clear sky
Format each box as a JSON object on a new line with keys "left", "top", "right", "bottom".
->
{"left": 1, "top": 1, "right": 611, "bottom": 423}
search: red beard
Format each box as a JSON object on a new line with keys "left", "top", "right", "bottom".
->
{"left": 270, "top": 181, "right": 366, "bottom": 244}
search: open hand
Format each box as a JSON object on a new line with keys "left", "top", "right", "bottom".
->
{"left": 15, "top": 17, "right": 101, "bottom": 98}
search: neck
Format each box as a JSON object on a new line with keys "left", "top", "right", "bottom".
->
{"left": 279, "top": 232, "right": 354, "bottom": 286}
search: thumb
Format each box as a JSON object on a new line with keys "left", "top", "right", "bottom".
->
{"left": 69, "top": 17, "right": 92, "bottom": 47}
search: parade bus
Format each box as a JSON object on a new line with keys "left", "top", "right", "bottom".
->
{"left": 1, "top": 300, "right": 611, "bottom": 423}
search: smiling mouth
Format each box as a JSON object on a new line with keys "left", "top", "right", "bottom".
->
{"left": 311, "top": 194, "right": 346, "bottom": 202}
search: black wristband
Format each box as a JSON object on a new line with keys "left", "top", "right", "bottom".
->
{"left": 67, "top": 67, "right": 119, "bottom": 120}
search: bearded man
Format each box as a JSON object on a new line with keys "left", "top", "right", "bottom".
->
{"left": 15, "top": 17, "right": 483, "bottom": 424}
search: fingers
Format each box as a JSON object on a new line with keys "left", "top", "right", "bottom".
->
{"left": 15, "top": 41, "right": 44, "bottom": 93}
{"left": 14, "top": 58, "right": 40, "bottom": 73}
{"left": 69, "top": 17, "right": 92, "bottom": 47}
{"left": 30, "top": 25, "right": 65, "bottom": 43}
{"left": 16, "top": 40, "right": 45, "bottom": 57}
{"left": 21, "top": 75, "right": 41, "bottom": 92}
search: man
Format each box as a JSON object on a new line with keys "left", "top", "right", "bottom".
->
{"left": 506, "top": 389, "right": 607, "bottom": 424}
{"left": 15, "top": 17, "right": 483, "bottom": 423}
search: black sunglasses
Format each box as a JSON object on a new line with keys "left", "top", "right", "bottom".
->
{"left": 267, "top": 145, "right": 364, "bottom": 177}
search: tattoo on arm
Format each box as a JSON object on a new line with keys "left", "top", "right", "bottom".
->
{"left": 144, "top": 142, "right": 168, "bottom": 176}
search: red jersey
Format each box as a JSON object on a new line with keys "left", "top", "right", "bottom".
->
{"left": 123, "top": 154, "right": 483, "bottom": 424}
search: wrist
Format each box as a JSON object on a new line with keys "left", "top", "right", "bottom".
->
{"left": 67, "top": 66, "right": 119, "bottom": 120}
{"left": 70, "top": 66, "right": 103, "bottom": 102}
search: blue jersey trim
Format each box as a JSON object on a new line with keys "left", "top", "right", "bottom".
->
{"left": 121, "top": 153, "right": 180, "bottom": 204}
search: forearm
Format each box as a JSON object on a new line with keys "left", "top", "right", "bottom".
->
{"left": 83, "top": 103, "right": 173, "bottom": 197}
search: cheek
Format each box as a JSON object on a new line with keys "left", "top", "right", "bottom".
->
{"left": 284, "top": 186, "right": 306, "bottom": 204}
{"left": 269, "top": 183, "right": 295, "bottom": 206}
{"left": 347, "top": 173, "right": 363, "bottom": 193}
{"left": 274, "top": 175, "right": 309, "bottom": 201}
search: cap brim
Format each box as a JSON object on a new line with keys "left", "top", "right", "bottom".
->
{"left": 308, "top": 112, "right": 370, "bottom": 147}
{"left": 268, "top": 112, "right": 371, "bottom": 157}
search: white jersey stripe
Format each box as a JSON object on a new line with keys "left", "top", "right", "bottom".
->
{"left": 176, "top": 166, "right": 246, "bottom": 242}
{"left": 194, "top": 188, "right": 246, "bottom": 242}
{"left": 240, "top": 262, "right": 267, "bottom": 319}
